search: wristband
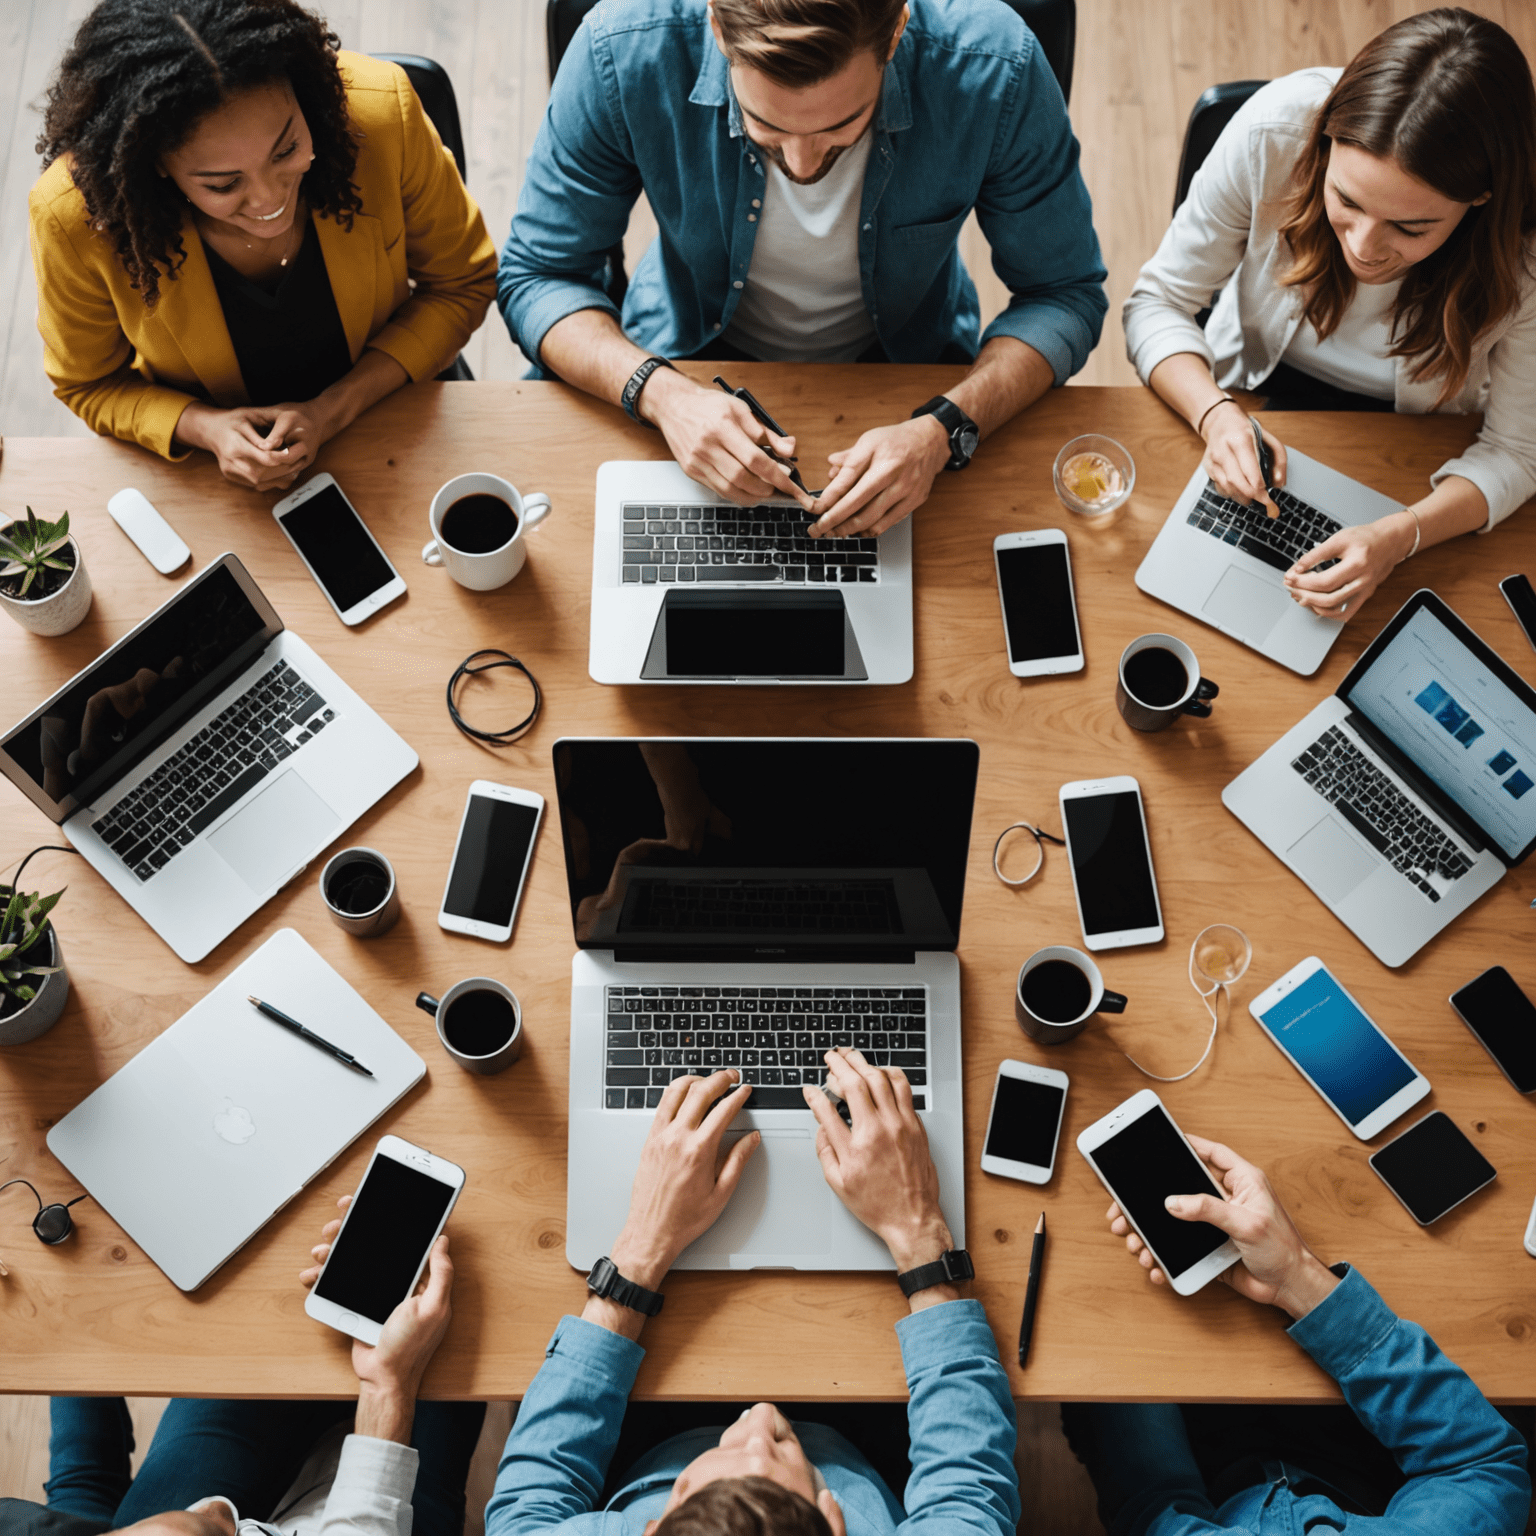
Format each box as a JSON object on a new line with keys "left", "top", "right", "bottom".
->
{"left": 1399, "top": 505, "right": 1422, "bottom": 561}
{"left": 621, "top": 357, "right": 675, "bottom": 427}
{"left": 896, "top": 1247, "right": 974, "bottom": 1297}
{"left": 1195, "top": 396, "right": 1239, "bottom": 436}
{"left": 586, "top": 1255, "right": 665, "bottom": 1316}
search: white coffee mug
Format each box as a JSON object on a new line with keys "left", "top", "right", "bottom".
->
{"left": 423, "top": 472, "right": 551, "bottom": 591}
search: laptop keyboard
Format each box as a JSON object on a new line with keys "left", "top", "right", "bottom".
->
{"left": 1291, "top": 726, "right": 1473, "bottom": 901}
{"left": 90, "top": 661, "right": 334, "bottom": 883}
{"left": 620, "top": 503, "right": 880, "bottom": 585}
{"left": 603, "top": 984, "right": 928, "bottom": 1111}
{"left": 1187, "top": 483, "right": 1344, "bottom": 573}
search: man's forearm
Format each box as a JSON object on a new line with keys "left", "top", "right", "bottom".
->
{"left": 941, "top": 336, "right": 1056, "bottom": 441}
{"left": 538, "top": 309, "right": 656, "bottom": 412}
{"left": 354, "top": 1382, "right": 415, "bottom": 1445}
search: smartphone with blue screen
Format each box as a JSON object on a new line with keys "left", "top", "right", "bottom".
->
{"left": 1249, "top": 957, "right": 1431, "bottom": 1140}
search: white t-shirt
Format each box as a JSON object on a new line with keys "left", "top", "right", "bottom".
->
{"left": 723, "top": 132, "right": 877, "bottom": 363}
{"left": 1280, "top": 277, "right": 1402, "bottom": 399}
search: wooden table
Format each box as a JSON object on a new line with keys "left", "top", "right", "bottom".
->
{"left": 1, "top": 372, "right": 1533, "bottom": 1404}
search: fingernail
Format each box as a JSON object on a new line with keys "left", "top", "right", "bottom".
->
{"left": 1164, "top": 1196, "right": 1182, "bottom": 1213}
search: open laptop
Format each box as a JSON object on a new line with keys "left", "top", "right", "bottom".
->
{"left": 48, "top": 928, "right": 424, "bottom": 1290}
{"left": 1136, "top": 447, "right": 1405, "bottom": 675}
{"left": 1222, "top": 590, "right": 1536, "bottom": 967}
{"left": 558, "top": 737, "right": 977, "bottom": 1270}
{"left": 589, "top": 462, "right": 913, "bottom": 684}
{"left": 0, "top": 554, "right": 417, "bottom": 963}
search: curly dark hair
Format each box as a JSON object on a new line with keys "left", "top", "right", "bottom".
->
{"left": 38, "top": 0, "right": 363, "bottom": 306}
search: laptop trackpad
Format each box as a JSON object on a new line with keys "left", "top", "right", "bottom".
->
{"left": 209, "top": 772, "right": 340, "bottom": 893}
{"left": 1287, "top": 816, "right": 1378, "bottom": 905}
{"left": 685, "top": 1130, "right": 832, "bottom": 1261}
{"left": 1202, "top": 565, "right": 1292, "bottom": 643}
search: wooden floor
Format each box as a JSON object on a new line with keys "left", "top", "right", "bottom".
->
{"left": 1, "top": 2, "right": 1533, "bottom": 1532}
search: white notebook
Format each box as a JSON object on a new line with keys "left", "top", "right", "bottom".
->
{"left": 48, "top": 928, "right": 424, "bottom": 1290}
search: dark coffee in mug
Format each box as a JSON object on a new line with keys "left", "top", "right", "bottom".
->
{"left": 441, "top": 493, "right": 519, "bottom": 554}
{"left": 324, "top": 856, "right": 389, "bottom": 916}
{"left": 441, "top": 988, "right": 518, "bottom": 1057}
{"left": 1123, "top": 645, "right": 1190, "bottom": 708}
{"left": 1021, "top": 959, "right": 1094, "bottom": 1023}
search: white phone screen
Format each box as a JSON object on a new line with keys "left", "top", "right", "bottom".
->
{"left": 443, "top": 794, "right": 540, "bottom": 927}
{"left": 278, "top": 485, "right": 394, "bottom": 611}
{"left": 1063, "top": 789, "right": 1158, "bottom": 937}
{"left": 985, "top": 1075, "right": 1066, "bottom": 1168}
{"left": 997, "top": 543, "right": 1080, "bottom": 664}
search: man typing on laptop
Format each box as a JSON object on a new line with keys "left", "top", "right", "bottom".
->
{"left": 499, "top": 0, "right": 1106, "bottom": 537}
{"left": 487, "top": 1049, "right": 1018, "bottom": 1536}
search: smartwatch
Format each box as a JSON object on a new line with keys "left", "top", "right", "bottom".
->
{"left": 896, "top": 1247, "right": 975, "bottom": 1297}
{"left": 586, "top": 1255, "right": 665, "bottom": 1316}
{"left": 911, "top": 395, "right": 979, "bottom": 471}
{"left": 621, "top": 356, "right": 676, "bottom": 427}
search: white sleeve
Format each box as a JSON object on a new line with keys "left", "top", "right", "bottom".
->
{"left": 314, "top": 1434, "right": 420, "bottom": 1536}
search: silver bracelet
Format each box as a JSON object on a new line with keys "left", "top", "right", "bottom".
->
{"left": 1399, "top": 505, "right": 1422, "bottom": 561}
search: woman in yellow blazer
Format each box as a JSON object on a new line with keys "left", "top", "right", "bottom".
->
{"left": 30, "top": 0, "right": 496, "bottom": 491}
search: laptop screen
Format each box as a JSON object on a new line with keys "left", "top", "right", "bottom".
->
{"left": 0, "top": 561, "right": 276, "bottom": 821}
{"left": 553, "top": 738, "right": 980, "bottom": 955}
{"left": 1343, "top": 595, "right": 1536, "bottom": 862}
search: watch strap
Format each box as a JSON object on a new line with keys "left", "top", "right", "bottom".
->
{"left": 621, "top": 356, "right": 676, "bottom": 427}
{"left": 896, "top": 1247, "right": 974, "bottom": 1297}
{"left": 587, "top": 1255, "right": 665, "bottom": 1316}
{"left": 910, "top": 395, "right": 978, "bottom": 471}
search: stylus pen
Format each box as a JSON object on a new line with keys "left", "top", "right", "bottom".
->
{"left": 247, "top": 996, "right": 374, "bottom": 1077}
{"left": 1018, "top": 1211, "right": 1046, "bottom": 1367}
{"left": 713, "top": 375, "right": 820, "bottom": 497}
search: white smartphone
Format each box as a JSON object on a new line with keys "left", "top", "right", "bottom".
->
{"left": 304, "top": 1135, "right": 464, "bottom": 1346}
{"left": 1059, "top": 776, "right": 1164, "bottom": 950}
{"left": 993, "top": 530, "right": 1084, "bottom": 677}
{"left": 1076, "top": 1088, "right": 1240, "bottom": 1296}
{"left": 438, "top": 780, "right": 545, "bottom": 942}
{"left": 980, "top": 1059, "right": 1069, "bottom": 1184}
{"left": 1249, "top": 957, "right": 1430, "bottom": 1141}
{"left": 1525, "top": 1192, "right": 1536, "bottom": 1258}
{"left": 272, "top": 472, "right": 406, "bottom": 626}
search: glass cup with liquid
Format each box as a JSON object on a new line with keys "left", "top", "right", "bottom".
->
{"left": 1053, "top": 434, "right": 1135, "bottom": 517}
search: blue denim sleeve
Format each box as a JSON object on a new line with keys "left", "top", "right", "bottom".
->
{"left": 497, "top": 22, "right": 637, "bottom": 367}
{"left": 484, "top": 1316, "right": 645, "bottom": 1536}
{"left": 1285, "top": 1265, "right": 1530, "bottom": 1536}
{"left": 973, "top": 44, "right": 1107, "bottom": 383}
{"left": 895, "top": 1299, "right": 1021, "bottom": 1536}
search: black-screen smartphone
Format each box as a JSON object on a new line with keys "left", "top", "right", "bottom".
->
{"left": 1500, "top": 574, "right": 1536, "bottom": 654}
{"left": 993, "top": 531, "right": 1084, "bottom": 677}
{"left": 1450, "top": 966, "right": 1536, "bottom": 1093}
{"left": 1369, "top": 1111, "right": 1497, "bottom": 1225}
{"left": 1059, "top": 775, "right": 1164, "bottom": 949}
{"left": 273, "top": 473, "right": 405, "bottom": 626}
{"left": 438, "top": 780, "right": 544, "bottom": 943}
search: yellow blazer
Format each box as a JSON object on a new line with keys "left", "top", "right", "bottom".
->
{"left": 28, "top": 52, "right": 497, "bottom": 458}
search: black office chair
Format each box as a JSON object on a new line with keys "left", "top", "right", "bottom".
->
{"left": 542, "top": 0, "right": 1077, "bottom": 307}
{"left": 1173, "top": 79, "right": 1266, "bottom": 213}
{"left": 372, "top": 53, "right": 475, "bottom": 380}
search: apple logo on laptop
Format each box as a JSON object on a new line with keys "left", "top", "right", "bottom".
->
{"left": 213, "top": 1098, "right": 256, "bottom": 1145}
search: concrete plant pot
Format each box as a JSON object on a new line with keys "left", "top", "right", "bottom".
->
{"left": 0, "top": 533, "right": 92, "bottom": 637}
{"left": 0, "top": 923, "right": 69, "bottom": 1046}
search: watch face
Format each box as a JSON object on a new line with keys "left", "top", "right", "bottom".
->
{"left": 957, "top": 426, "right": 979, "bottom": 457}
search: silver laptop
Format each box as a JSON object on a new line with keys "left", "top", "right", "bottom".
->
{"left": 589, "top": 461, "right": 913, "bottom": 685}
{"left": 559, "top": 737, "right": 976, "bottom": 1270}
{"left": 0, "top": 554, "right": 418, "bottom": 963}
{"left": 1223, "top": 591, "right": 1534, "bottom": 967}
{"left": 48, "top": 928, "right": 425, "bottom": 1290}
{"left": 1136, "top": 447, "right": 1405, "bottom": 675}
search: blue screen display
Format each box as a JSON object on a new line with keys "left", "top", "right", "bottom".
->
{"left": 1256, "top": 967, "right": 1415, "bottom": 1126}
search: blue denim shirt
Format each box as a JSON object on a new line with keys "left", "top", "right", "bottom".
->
{"left": 498, "top": 0, "right": 1107, "bottom": 376}
{"left": 484, "top": 1298, "right": 1020, "bottom": 1536}
{"left": 1128, "top": 1267, "right": 1531, "bottom": 1536}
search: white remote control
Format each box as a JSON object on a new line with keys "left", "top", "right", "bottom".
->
{"left": 107, "top": 488, "right": 191, "bottom": 575}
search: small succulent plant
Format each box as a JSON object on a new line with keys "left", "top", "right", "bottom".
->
{"left": 0, "top": 847, "right": 67, "bottom": 1012}
{"left": 0, "top": 507, "right": 75, "bottom": 601}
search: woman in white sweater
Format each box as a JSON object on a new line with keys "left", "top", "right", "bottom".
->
{"left": 1124, "top": 8, "right": 1536, "bottom": 622}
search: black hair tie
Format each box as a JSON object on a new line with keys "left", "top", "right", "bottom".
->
{"left": 446, "top": 649, "right": 542, "bottom": 746}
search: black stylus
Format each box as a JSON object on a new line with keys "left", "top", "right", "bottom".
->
{"left": 248, "top": 995, "right": 374, "bottom": 1077}
{"left": 713, "top": 375, "right": 820, "bottom": 496}
{"left": 1018, "top": 1211, "right": 1046, "bottom": 1367}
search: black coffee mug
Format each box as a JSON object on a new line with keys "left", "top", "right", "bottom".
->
{"left": 416, "top": 978, "right": 522, "bottom": 1075}
{"left": 1116, "top": 633, "right": 1219, "bottom": 733}
{"left": 1015, "top": 945, "right": 1128, "bottom": 1044}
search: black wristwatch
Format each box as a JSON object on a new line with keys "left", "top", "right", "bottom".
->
{"left": 911, "top": 395, "right": 979, "bottom": 471}
{"left": 896, "top": 1247, "right": 975, "bottom": 1297}
{"left": 621, "top": 356, "right": 676, "bottom": 427}
{"left": 586, "top": 1256, "right": 665, "bottom": 1316}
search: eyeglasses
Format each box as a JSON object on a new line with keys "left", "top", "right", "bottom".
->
{"left": 991, "top": 821, "right": 1065, "bottom": 887}
{"left": 1124, "top": 924, "right": 1253, "bottom": 1083}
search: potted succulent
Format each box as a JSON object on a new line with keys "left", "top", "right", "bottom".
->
{"left": 0, "top": 507, "right": 92, "bottom": 636}
{"left": 0, "top": 848, "right": 71, "bottom": 1046}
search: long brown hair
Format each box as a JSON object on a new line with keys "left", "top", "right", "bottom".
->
{"left": 1277, "top": 8, "right": 1536, "bottom": 404}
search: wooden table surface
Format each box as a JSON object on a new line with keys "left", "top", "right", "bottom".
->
{"left": 1, "top": 371, "right": 1533, "bottom": 1403}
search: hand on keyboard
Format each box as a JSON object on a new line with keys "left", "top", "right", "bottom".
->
{"left": 1282, "top": 512, "right": 1418, "bottom": 621}
{"left": 1197, "top": 399, "right": 1287, "bottom": 515}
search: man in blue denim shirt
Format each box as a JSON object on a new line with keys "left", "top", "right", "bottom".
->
{"left": 499, "top": 0, "right": 1106, "bottom": 538}
{"left": 1065, "top": 1134, "right": 1531, "bottom": 1535}
{"left": 485, "top": 1047, "right": 1019, "bottom": 1536}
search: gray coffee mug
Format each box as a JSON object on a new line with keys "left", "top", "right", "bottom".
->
{"left": 1116, "top": 633, "right": 1219, "bottom": 733}
{"left": 416, "top": 978, "right": 522, "bottom": 1075}
{"left": 1015, "top": 945, "right": 1128, "bottom": 1045}
{"left": 320, "top": 847, "right": 401, "bottom": 937}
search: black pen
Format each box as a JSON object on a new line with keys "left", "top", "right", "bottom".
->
{"left": 247, "top": 995, "right": 374, "bottom": 1077}
{"left": 1018, "top": 1210, "right": 1046, "bottom": 1367}
{"left": 713, "top": 375, "right": 819, "bottom": 497}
